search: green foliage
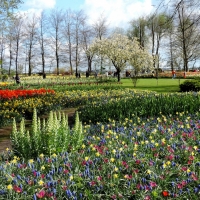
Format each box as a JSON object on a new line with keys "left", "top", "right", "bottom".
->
{"left": 0, "top": 74, "right": 8, "bottom": 81}
{"left": 11, "top": 109, "right": 84, "bottom": 159}
{"left": 180, "top": 79, "right": 200, "bottom": 92}
{"left": 78, "top": 92, "right": 200, "bottom": 123}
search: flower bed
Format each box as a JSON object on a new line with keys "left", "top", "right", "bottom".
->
{"left": 159, "top": 71, "right": 200, "bottom": 78}
{"left": 0, "top": 88, "right": 55, "bottom": 100}
{"left": 0, "top": 113, "right": 200, "bottom": 199}
{"left": 0, "top": 89, "right": 140, "bottom": 127}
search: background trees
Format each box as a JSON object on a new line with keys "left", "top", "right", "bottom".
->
{"left": 1, "top": 0, "right": 200, "bottom": 76}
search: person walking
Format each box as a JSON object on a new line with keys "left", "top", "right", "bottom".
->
{"left": 172, "top": 70, "right": 176, "bottom": 79}
{"left": 15, "top": 74, "right": 20, "bottom": 84}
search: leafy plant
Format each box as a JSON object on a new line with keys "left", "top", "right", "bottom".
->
{"left": 11, "top": 109, "right": 84, "bottom": 159}
{"left": 180, "top": 79, "right": 200, "bottom": 92}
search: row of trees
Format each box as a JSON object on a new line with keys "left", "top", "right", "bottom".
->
{"left": 0, "top": 0, "right": 200, "bottom": 77}
{"left": 0, "top": 7, "right": 110, "bottom": 76}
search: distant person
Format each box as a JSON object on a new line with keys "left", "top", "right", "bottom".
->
{"left": 172, "top": 70, "right": 176, "bottom": 79}
{"left": 43, "top": 73, "right": 46, "bottom": 79}
{"left": 184, "top": 71, "right": 186, "bottom": 78}
{"left": 94, "top": 71, "right": 97, "bottom": 78}
{"left": 15, "top": 74, "right": 20, "bottom": 84}
{"left": 86, "top": 71, "right": 89, "bottom": 78}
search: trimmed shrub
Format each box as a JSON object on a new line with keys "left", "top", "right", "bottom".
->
{"left": 180, "top": 79, "right": 200, "bottom": 92}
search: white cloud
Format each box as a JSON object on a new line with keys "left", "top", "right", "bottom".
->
{"left": 25, "top": 0, "right": 56, "bottom": 10}
{"left": 83, "top": 0, "right": 154, "bottom": 29}
{"left": 20, "top": 8, "right": 43, "bottom": 18}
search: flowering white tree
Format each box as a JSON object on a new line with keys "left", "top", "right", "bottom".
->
{"left": 129, "top": 42, "right": 153, "bottom": 86}
{"left": 89, "top": 34, "right": 153, "bottom": 82}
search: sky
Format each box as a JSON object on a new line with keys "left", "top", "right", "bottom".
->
{"left": 20, "top": 0, "right": 156, "bottom": 29}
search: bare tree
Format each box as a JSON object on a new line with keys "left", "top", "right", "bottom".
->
{"left": 81, "top": 23, "right": 94, "bottom": 72}
{"left": 63, "top": 9, "right": 74, "bottom": 74}
{"left": 24, "top": 14, "right": 38, "bottom": 76}
{"left": 38, "top": 11, "right": 48, "bottom": 78}
{"left": 11, "top": 15, "right": 25, "bottom": 77}
{"left": 72, "top": 10, "right": 87, "bottom": 76}
{"left": 174, "top": 0, "right": 200, "bottom": 71}
{"left": 147, "top": 12, "right": 172, "bottom": 76}
{"left": 0, "top": 29, "right": 7, "bottom": 72}
{"left": 92, "top": 13, "right": 109, "bottom": 73}
{"left": 92, "top": 13, "right": 108, "bottom": 40}
{"left": 127, "top": 16, "right": 148, "bottom": 48}
{"left": 48, "top": 9, "right": 64, "bottom": 75}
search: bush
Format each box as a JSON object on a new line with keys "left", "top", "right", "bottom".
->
{"left": 0, "top": 74, "right": 8, "bottom": 81}
{"left": 180, "top": 79, "right": 200, "bottom": 92}
{"left": 11, "top": 109, "right": 83, "bottom": 159}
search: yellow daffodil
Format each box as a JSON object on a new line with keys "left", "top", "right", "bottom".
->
{"left": 194, "top": 146, "right": 198, "bottom": 150}
{"left": 114, "top": 167, "right": 118, "bottom": 172}
{"left": 96, "top": 152, "right": 100, "bottom": 157}
{"left": 41, "top": 165, "right": 45, "bottom": 170}
{"left": 11, "top": 159, "right": 17, "bottom": 164}
{"left": 29, "top": 159, "right": 34, "bottom": 164}
{"left": 52, "top": 153, "right": 57, "bottom": 158}
{"left": 113, "top": 173, "right": 118, "bottom": 178}
{"left": 38, "top": 180, "right": 44, "bottom": 186}
{"left": 110, "top": 158, "right": 115, "bottom": 163}
{"left": 39, "top": 153, "right": 44, "bottom": 158}
{"left": 7, "top": 184, "right": 13, "bottom": 190}
{"left": 85, "top": 157, "right": 89, "bottom": 161}
{"left": 112, "top": 149, "right": 116, "bottom": 154}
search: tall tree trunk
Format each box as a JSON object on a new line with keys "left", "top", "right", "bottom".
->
{"left": 169, "top": 34, "right": 174, "bottom": 71}
{"left": 56, "top": 35, "right": 59, "bottom": 75}
{"left": 87, "top": 56, "right": 92, "bottom": 72}
{"left": 28, "top": 49, "right": 32, "bottom": 76}
{"left": 15, "top": 40, "right": 19, "bottom": 76}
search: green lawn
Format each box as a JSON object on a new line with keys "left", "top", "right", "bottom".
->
{"left": 121, "top": 78, "right": 186, "bottom": 93}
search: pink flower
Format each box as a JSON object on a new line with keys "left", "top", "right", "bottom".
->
{"left": 177, "top": 183, "right": 183, "bottom": 189}
{"left": 154, "top": 153, "right": 159, "bottom": 157}
{"left": 90, "top": 181, "right": 96, "bottom": 186}
{"left": 168, "top": 154, "right": 174, "bottom": 160}
{"left": 63, "top": 169, "right": 69, "bottom": 174}
{"left": 122, "top": 161, "right": 127, "bottom": 166}
{"left": 144, "top": 195, "right": 151, "bottom": 200}
{"left": 149, "top": 161, "right": 154, "bottom": 166}
{"left": 191, "top": 173, "right": 198, "bottom": 181}
{"left": 36, "top": 190, "right": 46, "bottom": 198}
{"left": 97, "top": 176, "right": 102, "bottom": 181}
{"left": 41, "top": 174, "right": 45, "bottom": 179}
{"left": 135, "top": 160, "right": 141, "bottom": 164}
{"left": 133, "top": 169, "right": 139, "bottom": 174}
{"left": 149, "top": 181, "right": 157, "bottom": 188}
{"left": 181, "top": 180, "right": 187, "bottom": 186}
{"left": 181, "top": 167, "right": 187, "bottom": 171}
{"left": 111, "top": 194, "right": 117, "bottom": 199}
{"left": 13, "top": 185, "right": 22, "bottom": 193}
{"left": 33, "top": 171, "right": 37, "bottom": 177}
{"left": 62, "top": 185, "right": 67, "bottom": 190}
